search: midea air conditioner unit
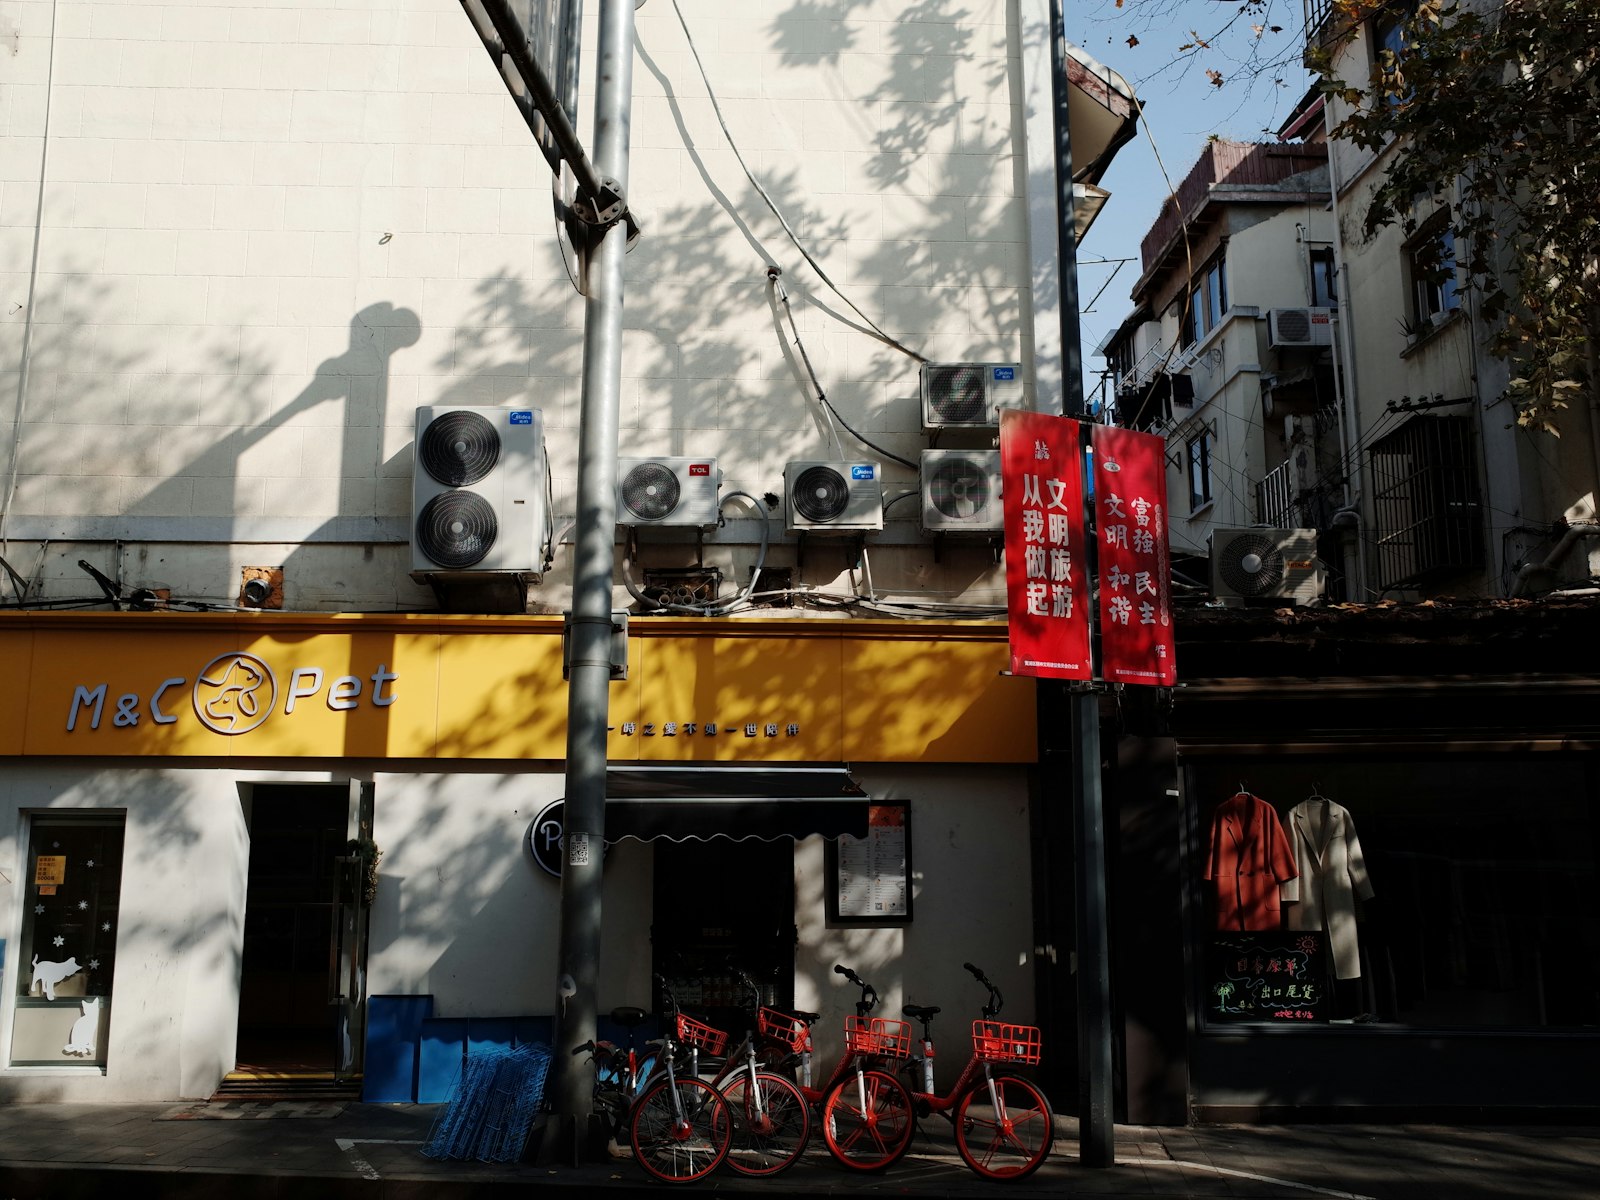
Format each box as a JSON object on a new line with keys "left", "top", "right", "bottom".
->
{"left": 1210, "top": 527, "right": 1323, "bottom": 605}
{"left": 785, "top": 461, "right": 883, "bottom": 533}
{"left": 920, "top": 449, "right": 1003, "bottom": 534}
{"left": 920, "top": 362, "right": 1024, "bottom": 429}
{"left": 411, "top": 405, "right": 550, "bottom": 573}
{"left": 1268, "top": 307, "right": 1334, "bottom": 349}
{"left": 616, "top": 457, "right": 722, "bottom": 527}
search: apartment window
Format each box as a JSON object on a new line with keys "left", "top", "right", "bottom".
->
{"left": 1310, "top": 247, "right": 1338, "bottom": 308}
{"left": 1372, "top": 0, "right": 1419, "bottom": 107}
{"left": 11, "top": 812, "right": 125, "bottom": 1068}
{"left": 1409, "top": 222, "right": 1461, "bottom": 325}
{"left": 1187, "top": 430, "right": 1214, "bottom": 512}
{"left": 1183, "top": 256, "right": 1229, "bottom": 348}
{"left": 1368, "top": 414, "right": 1482, "bottom": 590}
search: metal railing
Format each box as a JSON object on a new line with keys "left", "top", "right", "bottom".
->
{"left": 1255, "top": 459, "right": 1304, "bottom": 528}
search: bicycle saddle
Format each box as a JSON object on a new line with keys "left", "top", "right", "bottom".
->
{"left": 610, "top": 1006, "right": 650, "bottom": 1027}
{"left": 902, "top": 1004, "right": 941, "bottom": 1021}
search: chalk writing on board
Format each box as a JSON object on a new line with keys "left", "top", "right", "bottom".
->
{"left": 1207, "top": 931, "right": 1328, "bottom": 1023}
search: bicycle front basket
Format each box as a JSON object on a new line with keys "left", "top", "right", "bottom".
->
{"left": 676, "top": 1012, "right": 729, "bottom": 1057}
{"left": 843, "top": 1016, "right": 911, "bottom": 1059}
{"left": 972, "top": 1020, "right": 1042, "bottom": 1065}
{"left": 757, "top": 1007, "right": 808, "bottom": 1053}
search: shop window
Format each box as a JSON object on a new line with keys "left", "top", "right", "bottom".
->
{"left": 1182, "top": 256, "right": 1228, "bottom": 348}
{"left": 1189, "top": 758, "right": 1599, "bottom": 1031}
{"left": 1186, "top": 431, "right": 1214, "bottom": 513}
{"left": 11, "top": 813, "right": 125, "bottom": 1068}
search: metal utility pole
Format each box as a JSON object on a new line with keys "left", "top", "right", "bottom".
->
{"left": 1048, "top": 0, "right": 1116, "bottom": 1168}
{"left": 548, "top": 0, "right": 636, "bottom": 1163}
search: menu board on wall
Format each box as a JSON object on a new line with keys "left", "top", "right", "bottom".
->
{"left": 1206, "top": 931, "right": 1329, "bottom": 1023}
{"left": 828, "top": 804, "right": 911, "bottom": 924}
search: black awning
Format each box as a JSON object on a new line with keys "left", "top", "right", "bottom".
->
{"left": 602, "top": 765, "right": 869, "bottom": 843}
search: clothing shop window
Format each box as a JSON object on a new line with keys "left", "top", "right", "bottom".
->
{"left": 1189, "top": 758, "right": 1598, "bottom": 1031}
{"left": 11, "top": 812, "right": 125, "bottom": 1068}
{"left": 1187, "top": 431, "right": 1214, "bottom": 513}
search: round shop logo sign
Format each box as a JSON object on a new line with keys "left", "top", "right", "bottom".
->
{"left": 193, "top": 652, "right": 278, "bottom": 735}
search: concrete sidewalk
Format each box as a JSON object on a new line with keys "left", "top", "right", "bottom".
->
{"left": 0, "top": 1100, "right": 1597, "bottom": 1199}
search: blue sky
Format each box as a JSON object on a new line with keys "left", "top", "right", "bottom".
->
{"left": 1065, "top": 0, "right": 1316, "bottom": 406}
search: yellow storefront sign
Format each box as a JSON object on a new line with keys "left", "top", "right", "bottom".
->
{"left": 0, "top": 612, "right": 1034, "bottom": 763}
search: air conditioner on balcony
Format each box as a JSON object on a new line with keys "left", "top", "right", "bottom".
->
{"left": 1210, "top": 527, "right": 1322, "bottom": 605}
{"left": 411, "top": 405, "right": 550, "bottom": 573}
{"left": 920, "top": 362, "right": 1025, "bottom": 429}
{"left": 920, "top": 449, "right": 1003, "bottom": 534}
{"left": 616, "top": 457, "right": 722, "bottom": 527}
{"left": 785, "top": 461, "right": 883, "bottom": 533}
{"left": 1268, "top": 307, "right": 1334, "bottom": 349}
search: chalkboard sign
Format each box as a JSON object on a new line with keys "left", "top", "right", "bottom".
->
{"left": 1206, "top": 931, "right": 1329, "bottom": 1023}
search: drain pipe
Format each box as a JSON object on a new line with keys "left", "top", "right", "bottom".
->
{"left": 1510, "top": 522, "right": 1600, "bottom": 597}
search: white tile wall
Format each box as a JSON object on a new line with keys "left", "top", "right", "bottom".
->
{"left": 0, "top": 0, "right": 1036, "bottom": 609}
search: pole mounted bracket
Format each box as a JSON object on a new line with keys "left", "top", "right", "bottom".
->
{"left": 570, "top": 177, "right": 628, "bottom": 227}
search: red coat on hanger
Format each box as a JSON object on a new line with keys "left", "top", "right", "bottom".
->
{"left": 1204, "top": 792, "right": 1298, "bottom": 931}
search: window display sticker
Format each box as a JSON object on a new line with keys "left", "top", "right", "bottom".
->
{"left": 830, "top": 804, "right": 911, "bottom": 924}
{"left": 1206, "top": 931, "right": 1329, "bottom": 1023}
{"left": 34, "top": 856, "right": 66, "bottom": 887}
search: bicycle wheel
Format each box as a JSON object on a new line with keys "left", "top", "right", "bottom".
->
{"left": 953, "top": 1071, "right": 1054, "bottom": 1180}
{"left": 820, "top": 1068, "right": 914, "bottom": 1172}
{"left": 628, "top": 1076, "right": 732, "bottom": 1184}
{"left": 720, "top": 1070, "right": 811, "bottom": 1177}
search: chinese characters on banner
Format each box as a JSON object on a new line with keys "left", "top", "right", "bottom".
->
{"left": 1092, "top": 424, "right": 1178, "bottom": 686}
{"left": 999, "top": 410, "right": 1091, "bottom": 680}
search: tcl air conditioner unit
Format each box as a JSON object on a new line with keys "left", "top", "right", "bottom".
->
{"left": 411, "top": 405, "right": 549, "bottom": 573}
{"left": 616, "top": 457, "right": 722, "bottom": 527}
{"left": 920, "top": 449, "right": 1003, "bottom": 534}
{"left": 920, "top": 362, "right": 1024, "bottom": 429}
{"left": 784, "top": 461, "right": 883, "bottom": 533}
{"left": 1268, "top": 307, "right": 1334, "bottom": 349}
{"left": 1210, "top": 527, "right": 1323, "bottom": 605}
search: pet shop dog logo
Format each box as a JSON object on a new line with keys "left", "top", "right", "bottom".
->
{"left": 65, "top": 652, "right": 400, "bottom": 736}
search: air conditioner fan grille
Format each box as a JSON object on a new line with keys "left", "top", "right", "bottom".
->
{"left": 928, "top": 457, "right": 994, "bottom": 520}
{"left": 1275, "top": 309, "right": 1311, "bottom": 343}
{"left": 419, "top": 410, "right": 501, "bottom": 487}
{"left": 1218, "top": 533, "right": 1287, "bottom": 596}
{"left": 792, "top": 465, "right": 850, "bottom": 523}
{"left": 620, "top": 462, "right": 682, "bottom": 522}
{"left": 416, "top": 490, "right": 498, "bottom": 569}
{"left": 924, "top": 364, "right": 988, "bottom": 424}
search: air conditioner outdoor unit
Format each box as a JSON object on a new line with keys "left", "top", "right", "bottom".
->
{"left": 1268, "top": 307, "right": 1334, "bottom": 349}
{"left": 920, "top": 362, "right": 1025, "bottom": 429}
{"left": 784, "top": 461, "right": 883, "bottom": 533}
{"left": 1210, "top": 527, "right": 1323, "bottom": 605}
{"left": 616, "top": 457, "right": 722, "bottom": 527}
{"left": 920, "top": 449, "right": 1003, "bottom": 534}
{"left": 411, "top": 405, "right": 550, "bottom": 573}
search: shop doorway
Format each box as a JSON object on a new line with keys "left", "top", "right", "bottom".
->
{"left": 651, "top": 839, "right": 796, "bottom": 1033}
{"left": 234, "top": 785, "right": 354, "bottom": 1080}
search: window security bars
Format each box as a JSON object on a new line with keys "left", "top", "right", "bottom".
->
{"left": 1368, "top": 415, "right": 1482, "bottom": 591}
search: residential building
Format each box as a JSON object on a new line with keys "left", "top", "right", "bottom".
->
{"left": 0, "top": 0, "right": 1138, "bottom": 1106}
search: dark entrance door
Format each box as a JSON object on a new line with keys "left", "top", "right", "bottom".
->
{"left": 651, "top": 839, "right": 796, "bottom": 1033}
{"left": 236, "top": 785, "right": 348, "bottom": 1075}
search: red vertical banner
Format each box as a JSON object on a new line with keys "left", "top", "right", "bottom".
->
{"left": 1000, "top": 410, "right": 1091, "bottom": 681}
{"left": 1092, "top": 424, "right": 1177, "bottom": 686}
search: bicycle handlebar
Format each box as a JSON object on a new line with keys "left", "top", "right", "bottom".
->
{"left": 964, "top": 961, "right": 1003, "bottom": 1018}
{"left": 834, "top": 963, "right": 880, "bottom": 1016}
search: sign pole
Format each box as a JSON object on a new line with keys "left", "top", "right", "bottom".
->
{"left": 548, "top": 0, "right": 636, "bottom": 1164}
{"left": 1047, "top": 0, "right": 1116, "bottom": 1166}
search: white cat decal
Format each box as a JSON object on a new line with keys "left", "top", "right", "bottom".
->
{"left": 63, "top": 997, "right": 100, "bottom": 1058}
{"left": 30, "top": 955, "right": 82, "bottom": 1002}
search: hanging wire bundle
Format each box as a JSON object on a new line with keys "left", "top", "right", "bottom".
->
{"left": 422, "top": 1042, "right": 552, "bottom": 1163}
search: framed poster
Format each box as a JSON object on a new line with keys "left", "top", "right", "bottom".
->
{"left": 827, "top": 803, "right": 911, "bottom": 925}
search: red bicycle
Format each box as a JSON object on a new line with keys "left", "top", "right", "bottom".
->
{"left": 885, "top": 961, "right": 1055, "bottom": 1179}
{"left": 754, "top": 964, "right": 915, "bottom": 1172}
